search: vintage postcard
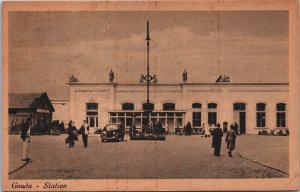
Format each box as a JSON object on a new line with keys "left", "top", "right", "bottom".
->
{"left": 2, "top": 0, "right": 299, "bottom": 191}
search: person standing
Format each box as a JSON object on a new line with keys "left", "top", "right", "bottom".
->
{"left": 211, "top": 123, "right": 223, "bottom": 156}
{"left": 225, "top": 124, "right": 237, "bottom": 157}
{"left": 234, "top": 122, "right": 239, "bottom": 135}
{"left": 80, "top": 120, "right": 89, "bottom": 148}
{"left": 165, "top": 121, "right": 169, "bottom": 134}
{"left": 20, "top": 117, "right": 31, "bottom": 161}
{"left": 203, "top": 123, "right": 210, "bottom": 138}
{"left": 67, "top": 121, "right": 77, "bottom": 148}
{"left": 185, "top": 122, "right": 192, "bottom": 136}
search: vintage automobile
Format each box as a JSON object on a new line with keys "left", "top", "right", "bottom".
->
{"left": 101, "top": 123, "right": 125, "bottom": 142}
{"left": 129, "top": 124, "right": 166, "bottom": 140}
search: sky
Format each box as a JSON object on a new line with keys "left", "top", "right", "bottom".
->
{"left": 8, "top": 11, "right": 289, "bottom": 100}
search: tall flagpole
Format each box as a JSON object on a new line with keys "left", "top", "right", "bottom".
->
{"left": 146, "top": 21, "right": 151, "bottom": 124}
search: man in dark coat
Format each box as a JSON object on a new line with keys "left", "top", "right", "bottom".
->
{"left": 185, "top": 122, "right": 192, "bottom": 136}
{"left": 234, "top": 122, "right": 239, "bottom": 135}
{"left": 212, "top": 123, "right": 223, "bottom": 156}
{"left": 67, "top": 121, "right": 77, "bottom": 148}
{"left": 20, "top": 117, "right": 31, "bottom": 161}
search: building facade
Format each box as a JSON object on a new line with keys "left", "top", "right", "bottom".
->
{"left": 51, "top": 82, "right": 289, "bottom": 134}
{"left": 9, "top": 93, "right": 55, "bottom": 133}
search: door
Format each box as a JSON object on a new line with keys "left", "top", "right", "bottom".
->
{"left": 86, "top": 116, "right": 98, "bottom": 133}
{"left": 239, "top": 112, "right": 246, "bottom": 134}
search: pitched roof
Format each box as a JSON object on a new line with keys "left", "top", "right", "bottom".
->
{"left": 9, "top": 93, "right": 55, "bottom": 112}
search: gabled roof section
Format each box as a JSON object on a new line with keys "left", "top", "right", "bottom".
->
{"left": 9, "top": 92, "right": 55, "bottom": 112}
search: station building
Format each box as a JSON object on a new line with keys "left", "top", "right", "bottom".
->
{"left": 52, "top": 81, "right": 289, "bottom": 134}
{"left": 9, "top": 93, "right": 55, "bottom": 133}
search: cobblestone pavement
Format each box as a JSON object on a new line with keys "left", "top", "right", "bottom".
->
{"left": 9, "top": 134, "right": 288, "bottom": 179}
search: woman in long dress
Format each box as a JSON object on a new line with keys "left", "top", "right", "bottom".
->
{"left": 225, "top": 124, "right": 236, "bottom": 157}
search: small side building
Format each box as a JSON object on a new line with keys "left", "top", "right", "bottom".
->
{"left": 9, "top": 92, "right": 55, "bottom": 134}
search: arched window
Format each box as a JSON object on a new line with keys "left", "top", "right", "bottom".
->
{"left": 233, "top": 103, "right": 246, "bottom": 111}
{"left": 256, "top": 103, "right": 266, "bottom": 111}
{"left": 208, "top": 103, "right": 217, "bottom": 109}
{"left": 276, "top": 103, "right": 286, "bottom": 127}
{"left": 192, "top": 103, "right": 202, "bottom": 109}
{"left": 122, "top": 103, "right": 134, "bottom": 110}
{"left": 143, "top": 103, "right": 154, "bottom": 111}
{"left": 86, "top": 103, "right": 98, "bottom": 110}
{"left": 256, "top": 103, "right": 266, "bottom": 127}
{"left": 163, "top": 103, "right": 175, "bottom": 110}
{"left": 276, "top": 103, "right": 286, "bottom": 111}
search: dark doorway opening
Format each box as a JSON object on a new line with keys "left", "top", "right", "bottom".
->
{"left": 239, "top": 112, "right": 246, "bottom": 134}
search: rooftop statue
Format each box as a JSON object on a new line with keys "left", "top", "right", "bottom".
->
{"left": 140, "top": 75, "right": 145, "bottom": 83}
{"left": 152, "top": 75, "right": 158, "bottom": 83}
{"left": 216, "top": 74, "right": 230, "bottom": 82}
{"left": 109, "top": 70, "right": 115, "bottom": 83}
{"left": 182, "top": 70, "right": 188, "bottom": 82}
{"left": 69, "top": 74, "right": 79, "bottom": 82}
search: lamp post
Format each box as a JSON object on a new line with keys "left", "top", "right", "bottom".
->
{"left": 140, "top": 21, "right": 155, "bottom": 125}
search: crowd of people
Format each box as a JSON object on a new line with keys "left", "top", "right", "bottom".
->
{"left": 19, "top": 117, "right": 237, "bottom": 162}
{"left": 177, "top": 121, "right": 238, "bottom": 157}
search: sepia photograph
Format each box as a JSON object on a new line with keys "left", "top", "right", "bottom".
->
{"left": 2, "top": 1, "right": 299, "bottom": 191}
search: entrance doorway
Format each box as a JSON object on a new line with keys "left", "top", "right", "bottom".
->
{"left": 86, "top": 102, "right": 99, "bottom": 133}
{"left": 86, "top": 116, "right": 98, "bottom": 133}
{"left": 233, "top": 103, "right": 246, "bottom": 134}
{"left": 239, "top": 112, "right": 246, "bottom": 134}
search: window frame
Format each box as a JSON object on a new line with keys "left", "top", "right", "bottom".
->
{"left": 192, "top": 112, "right": 201, "bottom": 127}
{"left": 192, "top": 103, "right": 202, "bottom": 109}
{"left": 163, "top": 103, "right": 176, "bottom": 110}
{"left": 256, "top": 103, "right": 266, "bottom": 128}
{"left": 142, "top": 103, "right": 155, "bottom": 111}
{"left": 122, "top": 103, "right": 135, "bottom": 110}
{"left": 276, "top": 103, "right": 286, "bottom": 128}
{"left": 86, "top": 102, "right": 99, "bottom": 128}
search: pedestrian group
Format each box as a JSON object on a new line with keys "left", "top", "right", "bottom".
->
{"left": 20, "top": 117, "right": 237, "bottom": 161}
{"left": 65, "top": 120, "right": 90, "bottom": 148}
{"left": 182, "top": 121, "right": 238, "bottom": 157}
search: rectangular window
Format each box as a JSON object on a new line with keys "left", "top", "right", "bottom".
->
{"left": 276, "top": 113, "right": 286, "bottom": 127}
{"left": 192, "top": 112, "right": 201, "bottom": 127}
{"left": 208, "top": 112, "right": 217, "bottom": 125}
{"left": 134, "top": 118, "right": 141, "bottom": 126}
{"left": 256, "top": 112, "right": 266, "bottom": 127}
{"left": 110, "top": 117, "right": 117, "bottom": 123}
{"left": 86, "top": 111, "right": 98, "bottom": 115}
{"left": 176, "top": 118, "right": 183, "bottom": 127}
{"left": 118, "top": 117, "right": 125, "bottom": 125}
{"left": 126, "top": 117, "right": 133, "bottom": 127}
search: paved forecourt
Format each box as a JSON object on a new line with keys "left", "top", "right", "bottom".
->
{"left": 9, "top": 134, "right": 288, "bottom": 179}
